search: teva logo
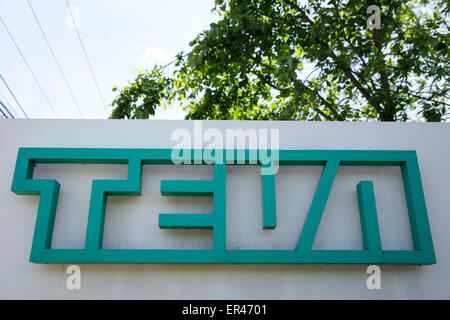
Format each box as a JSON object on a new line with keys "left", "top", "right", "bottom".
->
{"left": 11, "top": 147, "right": 435, "bottom": 264}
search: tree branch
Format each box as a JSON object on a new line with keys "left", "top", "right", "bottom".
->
{"left": 253, "top": 70, "right": 280, "bottom": 90}
{"left": 408, "top": 92, "right": 450, "bottom": 107}
{"left": 282, "top": 0, "right": 384, "bottom": 115}
{"left": 373, "top": 28, "right": 393, "bottom": 120}
{"left": 244, "top": 52, "right": 275, "bottom": 71}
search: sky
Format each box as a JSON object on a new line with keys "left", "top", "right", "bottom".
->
{"left": 0, "top": 0, "right": 219, "bottom": 119}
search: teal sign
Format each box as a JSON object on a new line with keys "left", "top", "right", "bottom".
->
{"left": 11, "top": 148, "right": 435, "bottom": 264}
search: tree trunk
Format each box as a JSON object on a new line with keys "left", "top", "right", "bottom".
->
{"left": 379, "top": 108, "right": 395, "bottom": 121}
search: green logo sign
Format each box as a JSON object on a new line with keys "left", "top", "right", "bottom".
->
{"left": 11, "top": 148, "right": 435, "bottom": 264}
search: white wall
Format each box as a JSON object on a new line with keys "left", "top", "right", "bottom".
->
{"left": 0, "top": 119, "right": 449, "bottom": 299}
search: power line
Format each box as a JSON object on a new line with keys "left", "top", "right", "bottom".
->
{"left": 0, "top": 102, "right": 7, "bottom": 118}
{"left": 0, "top": 100, "right": 11, "bottom": 118}
{"left": 0, "top": 104, "right": 7, "bottom": 118}
{"left": 0, "top": 99, "right": 15, "bottom": 118}
{"left": 0, "top": 88, "right": 18, "bottom": 117}
{"left": 0, "top": 15, "right": 57, "bottom": 117}
{"left": 27, "top": 0, "right": 85, "bottom": 118}
{"left": 0, "top": 73, "right": 28, "bottom": 118}
{"left": 65, "top": 0, "right": 108, "bottom": 115}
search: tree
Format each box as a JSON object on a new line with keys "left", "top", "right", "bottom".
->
{"left": 110, "top": 0, "right": 449, "bottom": 121}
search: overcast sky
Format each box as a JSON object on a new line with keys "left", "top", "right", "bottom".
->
{"left": 0, "top": 0, "right": 218, "bottom": 119}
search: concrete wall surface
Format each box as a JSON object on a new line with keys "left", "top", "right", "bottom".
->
{"left": 0, "top": 119, "right": 449, "bottom": 299}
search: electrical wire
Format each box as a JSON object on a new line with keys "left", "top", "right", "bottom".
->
{"left": 65, "top": 0, "right": 108, "bottom": 115}
{"left": 0, "top": 103, "right": 7, "bottom": 118}
{"left": 0, "top": 99, "right": 15, "bottom": 118}
{"left": 0, "top": 73, "right": 28, "bottom": 118}
{"left": 27, "top": 0, "right": 84, "bottom": 118}
{"left": 0, "top": 15, "right": 57, "bottom": 117}
{"left": 0, "top": 88, "right": 18, "bottom": 117}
